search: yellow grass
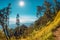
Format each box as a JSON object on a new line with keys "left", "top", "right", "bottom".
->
{"left": 0, "top": 11, "right": 60, "bottom": 40}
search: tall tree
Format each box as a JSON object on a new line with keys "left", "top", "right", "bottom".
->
{"left": 16, "top": 13, "right": 20, "bottom": 27}
{"left": 0, "top": 3, "right": 11, "bottom": 40}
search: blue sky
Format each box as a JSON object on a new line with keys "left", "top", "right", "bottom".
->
{"left": 0, "top": 0, "right": 44, "bottom": 25}
{"left": 0, "top": 0, "right": 44, "bottom": 17}
{"left": 0, "top": 0, "right": 57, "bottom": 28}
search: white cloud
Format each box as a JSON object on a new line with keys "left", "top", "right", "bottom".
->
{"left": 9, "top": 16, "right": 37, "bottom": 24}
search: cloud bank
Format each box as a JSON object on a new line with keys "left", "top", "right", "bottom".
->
{"left": 9, "top": 16, "right": 37, "bottom": 24}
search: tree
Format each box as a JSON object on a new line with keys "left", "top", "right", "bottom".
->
{"left": 14, "top": 13, "right": 20, "bottom": 39}
{"left": 36, "top": 6, "right": 44, "bottom": 17}
{"left": 35, "top": 0, "right": 56, "bottom": 29}
{"left": 0, "top": 3, "right": 11, "bottom": 40}
{"left": 44, "top": 0, "right": 53, "bottom": 20}
{"left": 36, "top": 0, "right": 53, "bottom": 20}
{"left": 14, "top": 24, "right": 28, "bottom": 38}
{"left": 53, "top": 0, "right": 60, "bottom": 13}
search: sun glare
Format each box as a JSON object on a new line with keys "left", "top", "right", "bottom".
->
{"left": 19, "top": 1, "right": 25, "bottom": 7}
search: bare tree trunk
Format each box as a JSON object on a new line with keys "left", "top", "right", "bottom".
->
{"left": 2, "top": 24, "right": 9, "bottom": 40}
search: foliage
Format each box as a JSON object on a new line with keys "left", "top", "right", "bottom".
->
{"left": 0, "top": 0, "right": 60, "bottom": 40}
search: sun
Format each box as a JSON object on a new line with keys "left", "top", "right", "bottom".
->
{"left": 19, "top": 1, "right": 25, "bottom": 7}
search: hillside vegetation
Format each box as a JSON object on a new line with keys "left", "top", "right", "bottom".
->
{"left": 19, "top": 11, "right": 60, "bottom": 40}
{"left": 0, "top": 0, "right": 60, "bottom": 40}
{"left": 0, "top": 11, "right": 60, "bottom": 40}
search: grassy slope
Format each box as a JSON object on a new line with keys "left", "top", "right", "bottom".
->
{"left": 20, "top": 11, "right": 60, "bottom": 40}
{"left": 32, "top": 11, "right": 60, "bottom": 40}
{"left": 0, "top": 11, "right": 60, "bottom": 40}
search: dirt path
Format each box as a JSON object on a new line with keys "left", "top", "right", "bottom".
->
{"left": 53, "top": 26, "right": 60, "bottom": 40}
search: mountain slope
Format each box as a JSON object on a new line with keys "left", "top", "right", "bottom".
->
{"left": 31, "top": 11, "right": 60, "bottom": 40}
{"left": 0, "top": 11, "right": 60, "bottom": 40}
{"left": 19, "top": 11, "right": 60, "bottom": 40}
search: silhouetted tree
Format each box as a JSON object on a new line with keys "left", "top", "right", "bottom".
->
{"left": 0, "top": 3, "right": 11, "bottom": 40}
{"left": 36, "top": 6, "right": 45, "bottom": 18}
{"left": 53, "top": 0, "right": 60, "bottom": 13}
{"left": 16, "top": 13, "right": 20, "bottom": 27}
{"left": 19, "top": 24, "right": 28, "bottom": 38}
{"left": 35, "top": 0, "right": 56, "bottom": 29}
{"left": 44, "top": 0, "right": 53, "bottom": 20}
{"left": 14, "top": 13, "right": 20, "bottom": 39}
{"left": 14, "top": 24, "right": 28, "bottom": 38}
